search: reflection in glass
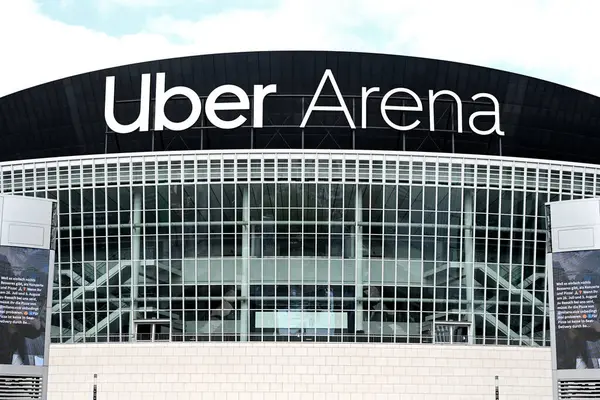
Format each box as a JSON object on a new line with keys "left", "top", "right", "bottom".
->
{"left": 6, "top": 153, "right": 575, "bottom": 346}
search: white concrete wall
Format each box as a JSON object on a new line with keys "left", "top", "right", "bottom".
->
{"left": 47, "top": 342, "right": 552, "bottom": 400}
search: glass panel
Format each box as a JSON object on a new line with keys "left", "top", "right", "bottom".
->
{"left": 19, "top": 154, "right": 573, "bottom": 346}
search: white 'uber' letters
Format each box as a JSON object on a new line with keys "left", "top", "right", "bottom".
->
{"left": 104, "top": 70, "right": 504, "bottom": 136}
{"left": 104, "top": 73, "right": 277, "bottom": 134}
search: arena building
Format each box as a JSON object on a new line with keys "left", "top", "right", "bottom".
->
{"left": 2, "top": 50, "right": 600, "bottom": 399}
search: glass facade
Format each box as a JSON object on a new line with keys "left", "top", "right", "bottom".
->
{"left": 1, "top": 150, "right": 596, "bottom": 347}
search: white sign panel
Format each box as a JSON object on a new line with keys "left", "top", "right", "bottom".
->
{"left": 254, "top": 311, "right": 348, "bottom": 330}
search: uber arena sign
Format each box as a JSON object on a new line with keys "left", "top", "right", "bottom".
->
{"left": 104, "top": 69, "right": 504, "bottom": 136}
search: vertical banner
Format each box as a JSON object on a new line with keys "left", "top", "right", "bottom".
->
{"left": 547, "top": 198, "right": 600, "bottom": 399}
{"left": 0, "top": 246, "right": 51, "bottom": 366}
{"left": 0, "top": 195, "right": 57, "bottom": 400}
{"left": 552, "top": 250, "right": 600, "bottom": 370}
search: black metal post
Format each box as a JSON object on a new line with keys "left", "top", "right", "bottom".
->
{"left": 93, "top": 374, "right": 97, "bottom": 400}
{"left": 495, "top": 375, "right": 499, "bottom": 400}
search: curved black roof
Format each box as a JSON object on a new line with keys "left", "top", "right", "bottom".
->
{"left": 1, "top": 50, "right": 599, "bottom": 164}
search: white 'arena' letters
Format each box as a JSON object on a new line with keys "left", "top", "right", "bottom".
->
{"left": 469, "top": 93, "right": 505, "bottom": 136}
{"left": 300, "top": 69, "right": 355, "bottom": 129}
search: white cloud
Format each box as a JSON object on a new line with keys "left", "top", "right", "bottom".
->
{"left": 357, "top": 0, "right": 600, "bottom": 95}
{"left": 0, "top": 1, "right": 195, "bottom": 97}
{"left": 143, "top": 0, "right": 600, "bottom": 96}
{"left": 97, "top": 0, "right": 173, "bottom": 8}
{"left": 1, "top": 0, "right": 600, "bottom": 98}
{"left": 145, "top": 0, "right": 373, "bottom": 54}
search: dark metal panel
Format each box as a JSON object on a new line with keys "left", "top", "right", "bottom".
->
{"left": 257, "top": 51, "right": 271, "bottom": 86}
{"left": 242, "top": 52, "right": 257, "bottom": 90}
{"left": 62, "top": 77, "right": 87, "bottom": 152}
{"left": 198, "top": 54, "right": 216, "bottom": 94}
{"left": 279, "top": 51, "right": 295, "bottom": 93}
{"left": 434, "top": 59, "right": 449, "bottom": 90}
{"left": 0, "top": 51, "right": 600, "bottom": 164}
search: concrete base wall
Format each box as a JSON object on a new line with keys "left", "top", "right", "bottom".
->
{"left": 47, "top": 342, "right": 552, "bottom": 400}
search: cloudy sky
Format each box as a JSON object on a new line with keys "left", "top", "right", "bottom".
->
{"left": 1, "top": 0, "right": 598, "bottom": 97}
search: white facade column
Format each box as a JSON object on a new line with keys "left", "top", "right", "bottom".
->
{"left": 355, "top": 187, "right": 364, "bottom": 333}
{"left": 240, "top": 186, "right": 250, "bottom": 341}
{"left": 463, "top": 189, "right": 475, "bottom": 343}
{"left": 130, "top": 188, "right": 142, "bottom": 339}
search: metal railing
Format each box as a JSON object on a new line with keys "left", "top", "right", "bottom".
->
{"left": 49, "top": 333, "right": 550, "bottom": 347}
